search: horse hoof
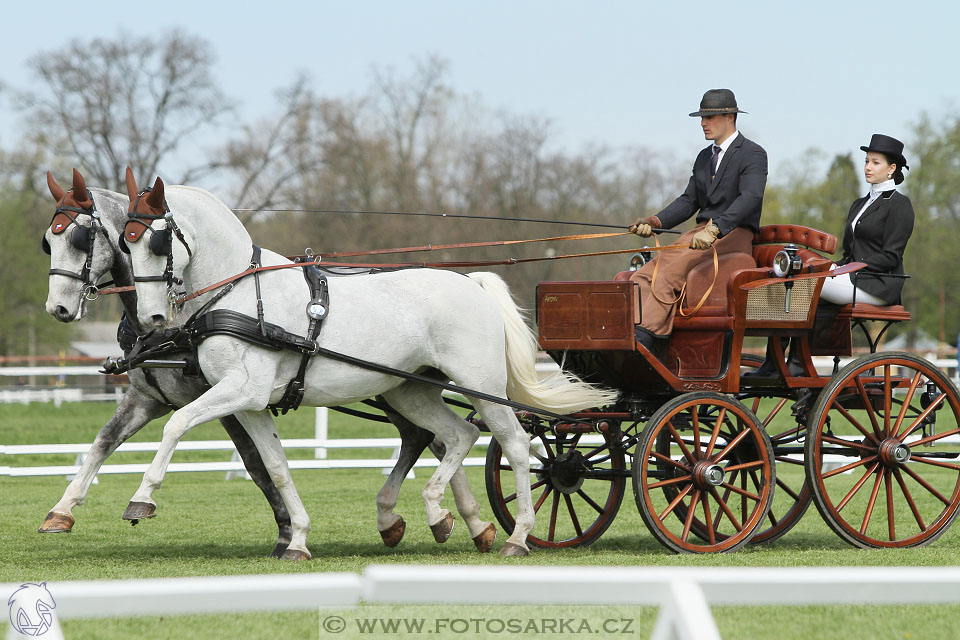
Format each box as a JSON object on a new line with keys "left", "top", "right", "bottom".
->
{"left": 38, "top": 511, "right": 75, "bottom": 533}
{"left": 429, "top": 511, "right": 455, "bottom": 543}
{"left": 280, "top": 548, "right": 311, "bottom": 561}
{"left": 380, "top": 517, "right": 406, "bottom": 548}
{"left": 472, "top": 523, "right": 497, "bottom": 553}
{"left": 122, "top": 501, "right": 156, "bottom": 523}
{"left": 499, "top": 541, "right": 529, "bottom": 557}
{"left": 269, "top": 542, "right": 290, "bottom": 558}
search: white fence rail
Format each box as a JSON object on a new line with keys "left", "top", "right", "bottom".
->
{"left": 5, "top": 566, "right": 960, "bottom": 640}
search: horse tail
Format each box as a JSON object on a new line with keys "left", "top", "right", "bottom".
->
{"left": 467, "top": 272, "right": 618, "bottom": 413}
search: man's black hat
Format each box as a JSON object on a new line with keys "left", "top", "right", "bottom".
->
{"left": 860, "top": 133, "right": 909, "bottom": 170}
{"left": 689, "top": 89, "right": 748, "bottom": 117}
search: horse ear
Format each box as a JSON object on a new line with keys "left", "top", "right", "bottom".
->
{"left": 145, "top": 176, "right": 165, "bottom": 209}
{"left": 124, "top": 166, "right": 138, "bottom": 202}
{"left": 72, "top": 168, "right": 87, "bottom": 196}
{"left": 47, "top": 171, "right": 66, "bottom": 203}
{"left": 72, "top": 168, "right": 92, "bottom": 207}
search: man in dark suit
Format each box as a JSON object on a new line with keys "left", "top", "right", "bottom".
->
{"left": 629, "top": 89, "right": 767, "bottom": 351}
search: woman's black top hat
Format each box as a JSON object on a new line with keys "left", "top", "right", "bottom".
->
{"left": 689, "top": 89, "right": 748, "bottom": 117}
{"left": 860, "top": 133, "right": 909, "bottom": 170}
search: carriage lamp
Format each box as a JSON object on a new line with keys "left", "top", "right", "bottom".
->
{"left": 629, "top": 251, "right": 652, "bottom": 271}
{"left": 772, "top": 244, "right": 802, "bottom": 278}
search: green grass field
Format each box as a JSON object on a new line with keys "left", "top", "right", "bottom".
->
{"left": 3, "top": 401, "right": 960, "bottom": 639}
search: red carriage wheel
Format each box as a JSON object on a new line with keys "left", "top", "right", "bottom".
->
{"left": 485, "top": 421, "right": 627, "bottom": 548}
{"left": 805, "top": 352, "right": 960, "bottom": 548}
{"left": 633, "top": 392, "right": 775, "bottom": 553}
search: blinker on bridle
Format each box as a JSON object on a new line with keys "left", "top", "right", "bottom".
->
{"left": 42, "top": 190, "right": 107, "bottom": 300}
{"left": 120, "top": 187, "right": 192, "bottom": 289}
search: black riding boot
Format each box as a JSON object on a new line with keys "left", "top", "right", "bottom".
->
{"left": 744, "top": 338, "right": 804, "bottom": 377}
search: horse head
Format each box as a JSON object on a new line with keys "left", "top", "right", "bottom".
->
{"left": 42, "top": 168, "right": 114, "bottom": 322}
{"left": 7, "top": 582, "right": 57, "bottom": 636}
{"left": 121, "top": 166, "right": 190, "bottom": 329}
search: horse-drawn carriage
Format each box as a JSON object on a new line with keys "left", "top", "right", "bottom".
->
{"left": 40, "top": 169, "right": 960, "bottom": 557}
{"left": 485, "top": 224, "right": 960, "bottom": 553}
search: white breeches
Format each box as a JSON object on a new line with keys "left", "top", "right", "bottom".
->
{"left": 820, "top": 270, "right": 886, "bottom": 306}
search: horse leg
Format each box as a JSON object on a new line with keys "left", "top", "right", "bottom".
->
{"left": 40, "top": 387, "right": 169, "bottom": 533}
{"left": 378, "top": 393, "right": 495, "bottom": 551}
{"left": 375, "top": 395, "right": 433, "bottom": 547}
{"left": 425, "top": 437, "right": 496, "bottom": 552}
{"left": 381, "top": 385, "right": 479, "bottom": 544}
{"left": 472, "top": 400, "right": 533, "bottom": 557}
{"left": 232, "top": 410, "right": 312, "bottom": 561}
{"left": 218, "top": 415, "right": 292, "bottom": 558}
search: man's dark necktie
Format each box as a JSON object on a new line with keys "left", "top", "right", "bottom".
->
{"left": 711, "top": 145, "right": 721, "bottom": 180}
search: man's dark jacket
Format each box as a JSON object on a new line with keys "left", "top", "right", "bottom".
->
{"left": 655, "top": 133, "right": 767, "bottom": 237}
{"left": 836, "top": 190, "right": 915, "bottom": 305}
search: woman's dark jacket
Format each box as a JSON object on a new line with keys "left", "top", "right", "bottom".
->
{"left": 836, "top": 190, "right": 915, "bottom": 305}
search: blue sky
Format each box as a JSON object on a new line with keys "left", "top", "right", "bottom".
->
{"left": 1, "top": 0, "right": 955, "bottom": 186}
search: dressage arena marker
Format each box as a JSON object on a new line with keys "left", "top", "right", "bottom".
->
{"left": 6, "top": 566, "right": 960, "bottom": 640}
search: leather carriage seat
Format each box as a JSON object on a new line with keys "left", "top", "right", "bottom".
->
{"left": 614, "top": 224, "right": 840, "bottom": 317}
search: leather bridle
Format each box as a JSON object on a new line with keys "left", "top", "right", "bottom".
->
{"left": 119, "top": 188, "right": 192, "bottom": 292}
{"left": 41, "top": 191, "right": 111, "bottom": 300}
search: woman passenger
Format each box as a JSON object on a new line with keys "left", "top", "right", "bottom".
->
{"left": 821, "top": 133, "right": 915, "bottom": 305}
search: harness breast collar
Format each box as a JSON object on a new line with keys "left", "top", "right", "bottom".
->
{"left": 104, "top": 245, "right": 329, "bottom": 415}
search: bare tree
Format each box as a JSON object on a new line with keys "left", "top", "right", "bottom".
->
{"left": 20, "top": 30, "right": 230, "bottom": 190}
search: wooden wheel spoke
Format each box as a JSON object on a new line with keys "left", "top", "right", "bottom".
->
{"left": 666, "top": 420, "right": 696, "bottom": 464}
{"left": 691, "top": 409, "right": 702, "bottom": 458}
{"left": 775, "top": 455, "right": 805, "bottom": 466}
{"left": 820, "top": 435, "right": 876, "bottom": 453}
{"left": 537, "top": 434, "right": 556, "bottom": 459}
{"left": 563, "top": 494, "right": 583, "bottom": 537}
{"left": 712, "top": 427, "right": 753, "bottom": 464}
{"left": 658, "top": 485, "right": 693, "bottom": 521}
{"left": 709, "top": 487, "right": 743, "bottom": 531}
{"left": 701, "top": 494, "right": 716, "bottom": 545}
{"left": 776, "top": 477, "right": 801, "bottom": 501}
{"left": 761, "top": 398, "right": 790, "bottom": 428}
{"left": 911, "top": 456, "right": 960, "bottom": 472}
{"left": 884, "top": 470, "right": 895, "bottom": 541}
{"left": 647, "top": 474, "right": 694, "bottom": 490}
{"left": 576, "top": 488, "right": 605, "bottom": 515}
{"left": 883, "top": 365, "right": 892, "bottom": 436}
{"left": 547, "top": 491, "right": 560, "bottom": 541}
{"left": 682, "top": 490, "right": 702, "bottom": 542}
{"left": 770, "top": 422, "right": 802, "bottom": 443}
{"left": 894, "top": 468, "right": 927, "bottom": 531}
{"left": 859, "top": 471, "right": 884, "bottom": 534}
{"left": 719, "top": 481, "right": 760, "bottom": 502}
{"left": 892, "top": 371, "right": 923, "bottom": 438}
{"left": 503, "top": 478, "right": 547, "bottom": 504}
{"left": 902, "top": 464, "right": 952, "bottom": 505}
{"left": 833, "top": 401, "right": 880, "bottom": 444}
{"left": 835, "top": 462, "right": 880, "bottom": 512}
{"left": 855, "top": 376, "right": 883, "bottom": 438}
{"left": 705, "top": 407, "right": 727, "bottom": 458}
{"left": 713, "top": 470, "right": 737, "bottom": 530}
{"left": 723, "top": 459, "right": 765, "bottom": 473}
{"left": 533, "top": 485, "right": 553, "bottom": 512}
{"left": 650, "top": 450, "right": 691, "bottom": 471}
{"left": 823, "top": 455, "right": 878, "bottom": 479}
{"left": 905, "top": 425, "right": 958, "bottom": 448}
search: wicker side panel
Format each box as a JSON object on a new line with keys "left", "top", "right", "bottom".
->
{"left": 745, "top": 279, "right": 817, "bottom": 322}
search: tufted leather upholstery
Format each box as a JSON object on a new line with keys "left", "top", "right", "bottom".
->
{"left": 752, "top": 225, "right": 837, "bottom": 255}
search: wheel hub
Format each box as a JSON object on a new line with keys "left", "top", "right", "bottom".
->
{"left": 878, "top": 438, "right": 911, "bottom": 467}
{"left": 549, "top": 450, "right": 587, "bottom": 494}
{"left": 692, "top": 460, "right": 725, "bottom": 489}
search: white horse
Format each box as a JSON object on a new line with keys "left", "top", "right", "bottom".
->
{"left": 120, "top": 171, "right": 617, "bottom": 557}
{"left": 40, "top": 169, "right": 494, "bottom": 556}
